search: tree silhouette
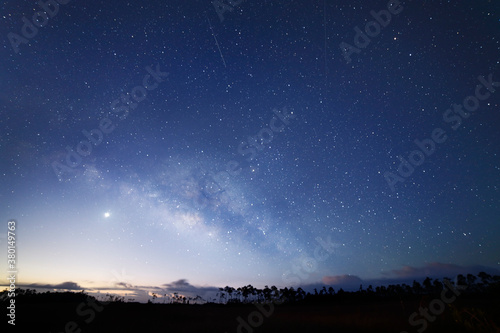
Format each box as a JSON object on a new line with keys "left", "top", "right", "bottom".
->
{"left": 223, "top": 286, "right": 234, "bottom": 302}
{"left": 241, "top": 285, "right": 251, "bottom": 303}
{"left": 271, "top": 285, "right": 279, "bottom": 300}
{"left": 296, "top": 287, "right": 306, "bottom": 300}
{"left": 433, "top": 279, "right": 443, "bottom": 294}
{"left": 412, "top": 280, "right": 422, "bottom": 295}
{"left": 457, "top": 274, "right": 467, "bottom": 286}
{"left": 478, "top": 271, "right": 492, "bottom": 286}
{"left": 467, "top": 273, "right": 477, "bottom": 291}
{"left": 422, "top": 277, "right": 433, "bottom": 294}
{"left": 217, "top": 288, "right": 225, "bottom": 303}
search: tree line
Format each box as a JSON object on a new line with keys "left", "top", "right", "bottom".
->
{"left": 2, "top": 272, "right": 498, "bottom": 305}
{"left": 155, "top": 272, "right": 500, "bottom": 305}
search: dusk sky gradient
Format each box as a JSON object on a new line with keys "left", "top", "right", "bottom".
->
{"left": 0, "top": 0, "right": 499, "bottom": 302}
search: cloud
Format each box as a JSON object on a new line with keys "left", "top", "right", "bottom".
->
{"left": 164, "top": 279, "right": 190, "bottom": 289}
{"left": 322, "top": 274, "right": 363, "bottom": 287}
{"left": 25, "top": 281, "right": 83, "bottom": 290}
{"left": 161, "top": 279, "right": 220, "bottom": 299}
{"left": 115, "top": 282, "right": 134, "bottom": 289}
{"left": 386, "top": 262, "right": 498, "bottom": 279}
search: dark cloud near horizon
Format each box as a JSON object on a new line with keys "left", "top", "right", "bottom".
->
{"left": 115, "top": 282, "right": 134, "bottom": 289}
{"left": 24, "top": 281, "right": 83, "bottom": 290}
{"left": 386, "top": 262, "right": 500, "bottom": 279}
{"left": 163, "top": 279, "right": 191, "bottom": 289}
{"left": 162, "top": 279, "right": 220, "bottom": 297}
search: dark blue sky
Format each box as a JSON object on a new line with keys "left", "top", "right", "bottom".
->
{"left": 0, "top": 0, "right": 499, "bottom": 301}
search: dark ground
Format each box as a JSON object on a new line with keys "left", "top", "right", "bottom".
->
{"left": 5, "top": 297, "right": 500, "bottom": 332}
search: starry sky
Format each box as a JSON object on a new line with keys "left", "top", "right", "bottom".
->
{"left": 0, "top": 0, "right": 499, "bottom": 302}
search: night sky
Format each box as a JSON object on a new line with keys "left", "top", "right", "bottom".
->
{"left": 1, "top": 0, "right": 499, "bottom": 302}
